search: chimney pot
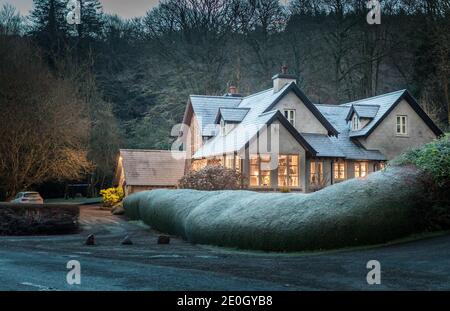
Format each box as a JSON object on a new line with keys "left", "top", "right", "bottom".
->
{"left": 281, "top": 65, "right": 288, "bottom": 74}
{"left": 229, "top": 85, "right": 237, "bottom": 95}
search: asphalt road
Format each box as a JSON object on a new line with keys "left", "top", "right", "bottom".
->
{"left": 0, "top": 206, "right": 449, "bottom": 291}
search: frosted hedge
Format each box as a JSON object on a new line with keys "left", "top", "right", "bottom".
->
{"left": 124, "top": 167, "right": 426, "bottom": 251}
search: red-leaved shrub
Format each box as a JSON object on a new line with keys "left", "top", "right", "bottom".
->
{"left": 179, "top": 165, "right": 246, "bottom": 190}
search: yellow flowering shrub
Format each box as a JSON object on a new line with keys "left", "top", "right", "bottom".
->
{"left": 100, "top": 187, "right": 124, "bottom": 207}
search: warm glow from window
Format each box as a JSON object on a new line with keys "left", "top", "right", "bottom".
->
{"left": 225, "top": 155, "right": 234, "bottom": 169}
{"left": 310, "top": 160, "right": 323, "bottom": 184}
{"left": 333, "top": 161, "right": 345, "bottom": 180}
{"left": 355, "top": 162, "right": 368, "bottom": 178}
{"left": 235, "top": 155, "right": 242, "bottom": 173}
{"left": 250, "top": 156, "right": 259, "bottom": 186}
{"left": 278, "top": 155, "right": 299, "bottom": 187}
{"left": 260, "top": 155, "right": 271, "bottom": 187}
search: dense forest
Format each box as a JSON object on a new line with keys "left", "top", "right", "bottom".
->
{"left": 0, "top": 0, "right": 449, "bottom": 198}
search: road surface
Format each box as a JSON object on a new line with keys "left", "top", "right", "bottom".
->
{"left": 0, "top": 206, "right": 449, "bottom": 290}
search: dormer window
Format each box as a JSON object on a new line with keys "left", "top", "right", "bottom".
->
{"left": 220, "top": 118, "right": 226, "bottom": 136}
{"left": 284, "top": 110, "right": 295, "bottom": 126}
{"left": 352, "top": 114, "right": 360, "bottom": 131}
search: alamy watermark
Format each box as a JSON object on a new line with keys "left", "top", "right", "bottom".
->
{"left": 366, "top": 260, "right": 381, "bottom": 285}
{"left": 66, "top": 260, "right": 81, "bottom": 285}
{"left": 66, "top": 0, "right": 81, "bottom": 25}
{"left": 367, "top": 0, "right": 381, "bottom": 25}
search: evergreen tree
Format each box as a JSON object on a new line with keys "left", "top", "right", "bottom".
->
{"left": 76, "top": 0, "right": 104, "bottom": 39}
{"left": 29, "top": 0, "right": 68, "bottom": 59}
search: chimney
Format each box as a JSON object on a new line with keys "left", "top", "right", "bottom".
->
{"left": 272, "top": 65, "right": 297, "bottom": 93}
{"left": 225, "top": 84, "right": 242, "bottom": 97}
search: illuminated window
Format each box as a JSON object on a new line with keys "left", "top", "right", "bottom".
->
{"left": 355, "top": 162, "right": 368, "bottom": 178}
{"left": 225, "top": 155, "right": 234, "bottom": 169}
{"left": 260, "top": 155, "right": 271, "bottom": 187}
{"left": 235, "top": 155, "right": 242, "bottom": 173}
{"left": 284, "top": 110, "right": 295, "bottom": 126}
{"left": 396, "top": 115, "right": 407, "bottom": 135}
{"left": 333, "top": 161, "right": 345, "bottom": 181}
{"left": 278, "top": 155, "right": 299, "bottom": 187}
{"left": 250, "top": 156, "right": 259, "bottom": 186}
{"left": 310, "top": 160, "right": 323, "bottom": 184}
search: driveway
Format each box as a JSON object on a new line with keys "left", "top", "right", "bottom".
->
{"left": 0, "top": 206, "right": 449, "bottom": 291}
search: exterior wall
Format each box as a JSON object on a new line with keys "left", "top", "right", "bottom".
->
{"left": 274, "top": 92, "right": 329, "bottom": 135}
{"left": 358, "top": 99, "right": 437, "bottom": 160}
{"left": 243, "top": 120, "right": 306, "bottom": 191}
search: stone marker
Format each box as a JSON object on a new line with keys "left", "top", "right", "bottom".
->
{"left": 122, "top": 235, "right": 133, "bottom": 245}
{"left": 85, "top": 234, "right": 95, "bottom": 246}
{"left": 158, "top": 235, "right": 170, "bottom": 245}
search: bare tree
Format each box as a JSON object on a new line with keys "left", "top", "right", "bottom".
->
{"left": 0, "top": 38, "right": 92, "bottom": 200}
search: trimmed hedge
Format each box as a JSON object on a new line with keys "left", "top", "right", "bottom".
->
{"left": 0, "top": 203, "right": 80, "bottom": 235}
{"left": 124, "top": 166, "right": 427, "bottom": 252}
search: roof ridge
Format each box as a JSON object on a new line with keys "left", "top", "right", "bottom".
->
{"left": 120, "top": 149, "right": 185, "bottom": 153}
{"left": 190, "top": 94, "right": 242, "bottom": 99}
{"left": 340, "top": 89, "right": 406, "bottom": 106}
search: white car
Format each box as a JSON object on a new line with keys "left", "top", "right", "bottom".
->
{"left": 11, "top": 192, "right": 44, "bottom": 204}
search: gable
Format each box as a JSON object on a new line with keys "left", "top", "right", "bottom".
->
{"left": 264, "top": 83, "right": 339, "bottom": 136}
{"left": 348, "top": 90, "right": 443, "bottom": 138}
{"left": 273, "top": 91, "right": 329, "bottom": 135}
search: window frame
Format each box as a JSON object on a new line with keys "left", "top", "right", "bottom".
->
{"left": 310, "top": 160, "right": 324, "bottom": 185}
{"left": 284, "top": 109, "right": 296, "bottom": 126}
{"left": 354, "top": 162, "right": 368, "bottom": 178}
{"left": 396, "top": 115, "right": 408, "bottom": 136}
{"left": 278, "top": 155, "right": 300, "bottom": 188}
{"left": 333, "top": 160, "right": 346, "bottom": 182}
{"left": 352, "top": 114, "right": 360, "bottom": 131}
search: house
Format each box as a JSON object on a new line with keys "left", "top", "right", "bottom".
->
{"left": 115, "top": 149, "right": 186, "bottom": 195}
{"left": 181, "top": 67, "right": 443, "bottom": 192}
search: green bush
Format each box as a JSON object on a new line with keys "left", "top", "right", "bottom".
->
{"left": 391, "top": 134, "right": 450, "bottom": 186}
{"left": 390, "top": 135, "right": 450, "bottom": 230}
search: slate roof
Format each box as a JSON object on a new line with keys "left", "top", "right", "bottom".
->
{"left": 119, "top": 150, "right": 186, "bottom": 186}
{"left": 215, "top": 108, "right": 250, "bottom": 123}
{"left": 343, "top": 89, "right": 442, "bottom": 138}
{"left": 190, "top": 95, "right": 241, "bottom": 136}
{"left": 315, "top": 105, "right": 387, "bottom": 160}
{"left": 340, "top": 90, "right": 406, "bottom": 137}
{"left": 346, "top": 104, "right": 380, "bottom": 120}
{"left": 190, "top": 86, "right": 442, "bottom": 161}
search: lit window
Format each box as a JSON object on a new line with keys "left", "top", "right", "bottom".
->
{"left": 250, "top": 156, "right": 259, "bottom": 187}
{"left": 396, "top": 115, "right": 407, "bottom": 135}
{"left": 235, "top": 155, "right": 242, "bottom": 173}
{"left": 284, "top": 110, "right": 295, "bottom": 126}
{"left": 225, "top": 155, "right": 234, "bottom": 169}
{"left": 355, "top": 162, "right": 368, "bottom": 178}
{"left": 352, "top": 114, "right": 360, "bottom": 131}
{"left": 278, "top": 155, "right": 299, "bottom": 187}
{"left": 260, "top": 155, "right": 271, "bottom": 187}
{"left": 333, "top": 161, "right": 345, "bottom": 181}
{"left": 310, "top": 160, "right": 323, "bottom": 184}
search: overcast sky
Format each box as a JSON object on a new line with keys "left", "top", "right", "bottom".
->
{"left": 0, "top": 0, "right": 160, "bottom": 18}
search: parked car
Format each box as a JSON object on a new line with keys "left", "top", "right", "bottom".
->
{"left": 10, "top": 192, "right": 44, "bottom": 204}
